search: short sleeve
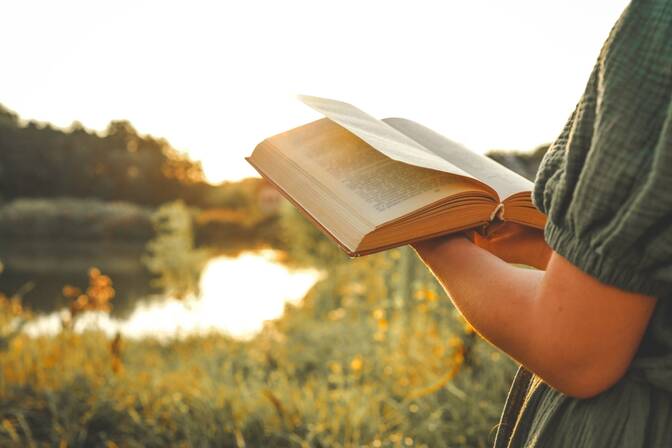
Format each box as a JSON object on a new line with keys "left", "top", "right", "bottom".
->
{"left": 533, "top": 0, "right": 672, "bottom": 298}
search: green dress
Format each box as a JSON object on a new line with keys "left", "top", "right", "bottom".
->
{"left": 493, "top": 1, "right": 672, "bottom": 446}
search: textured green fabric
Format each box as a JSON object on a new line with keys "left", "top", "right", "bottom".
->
{"left": 494, "top": 1, "right": 672, "bottom": 447}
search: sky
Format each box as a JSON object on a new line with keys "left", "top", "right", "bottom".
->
{"left": 0, "top": 0, "right": 630, "bottom": 184}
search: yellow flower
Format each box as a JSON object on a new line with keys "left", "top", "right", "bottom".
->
{"left": 328, "top": 361, "right": 342, "bottom": 375}
{"left": 350, "top": 355, "right": 363, "bottom": 372}
{"left": 453, "top": 351, "right": 465, "bottom": 366}
{"left": 2, "top": 419, "right": 17, "bottom": 441}
{"left": 9, "top": 297, "right": 22, "bottom": 315}
{"left": 328, "top": 308, "right": 346, "bottom": 321}
{"left": 432, "top": 346, "right": 445, "bottom": 358}
{"left": 73, "top": 295, "right": 89, "bottom": 310}
{"left": 448, "top": 336, "right": 463, "bottom": 348}
{"left": 62, "top": 285, "right": 81, "bottom": 298}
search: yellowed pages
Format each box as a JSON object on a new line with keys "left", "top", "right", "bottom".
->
{"left": 262, "top": 118, "right": 494, "bottom": 226}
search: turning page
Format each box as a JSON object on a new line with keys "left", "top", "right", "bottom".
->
{"left": 382, "top": 118, "right": 533, "bottom": 200}
{"left": 299, "top": 95, "right": 473, "bottom": 178}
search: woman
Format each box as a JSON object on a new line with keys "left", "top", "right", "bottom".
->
{"left": 412, "top": 1, "right": 672, "bottom": 446}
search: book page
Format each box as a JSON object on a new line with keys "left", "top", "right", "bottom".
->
{"left": 299, "top": 95, "right": 473, "bottom": 178}
{"left": 265, "top": 118, "right": 494, "bottom": 225}
{"left": 383, "top": 117, "right": 533, "bottom": 200}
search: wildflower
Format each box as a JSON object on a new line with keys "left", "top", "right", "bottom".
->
{"left": 62, "top": 285, "right": 81, "bottom": 298}
{"left": 350, "top": 355, "right": 363, "bottom": 372}
{"left": 2, "top": 419, "right": 17, "bottom": 442}
{"left": 453, "top": 350, "right": 465, "bottom": 366}
{"left": 448, "top": 336, "right": 463, "bottom": 349}
{"left": 9, "top": 297, "right": 22, "bottom": 316}
{"left": 328, "top": 361, "right": 342, "bottom": 375}
{"left": 64, "top": 267, "right": 116, "bottom": 327}
{"left": 328, "top": 308, "right": 346, "bottom": 321}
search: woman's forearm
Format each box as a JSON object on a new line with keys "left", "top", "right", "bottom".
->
{"left": 412, "top": 235, "right": 656, "bottom": 398}
{"left": 413, "top": 236, "right": 544, "bottom": 369}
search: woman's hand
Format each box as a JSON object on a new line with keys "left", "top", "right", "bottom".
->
{"left": 413, "top": 222, "right": 551, "bottom": 270}
{"left": 466, "top": 222, "right": 551, "bottom": 270}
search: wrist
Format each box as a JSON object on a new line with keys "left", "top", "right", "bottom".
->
{"left": 412, "top": 232, "right": 473, "bottom": 260}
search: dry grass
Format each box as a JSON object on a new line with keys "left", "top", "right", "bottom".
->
{"left": 0, "top": 249, "right": 516, "bottom": 447}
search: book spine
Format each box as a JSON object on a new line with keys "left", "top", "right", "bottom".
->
{"left": 489, "top": 203, "right": 504, "bottom": 221}
{"left": 473, "top": 203, "right": 505, "bottom": 237}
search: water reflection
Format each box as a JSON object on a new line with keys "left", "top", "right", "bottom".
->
{"left": 0, "top": 240, "right": 157, "bottom": 317}
{"left": 25, "top": 250, "right": 320, "bottom": 339}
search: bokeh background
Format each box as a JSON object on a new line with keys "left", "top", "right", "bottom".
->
{"left": 0, "top": 1, "right": 628, "bottom": 447}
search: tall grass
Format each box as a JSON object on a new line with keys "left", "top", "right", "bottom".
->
{"left": 0, "top": 244, "right": 516, "bottom": 447}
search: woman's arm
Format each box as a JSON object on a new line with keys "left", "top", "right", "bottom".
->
{"left": 412, "top": 233, "right": 657, "bottom": 399}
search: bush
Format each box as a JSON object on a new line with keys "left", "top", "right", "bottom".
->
{"left": 0, "top": 198, "right": 154, "bottom": 241}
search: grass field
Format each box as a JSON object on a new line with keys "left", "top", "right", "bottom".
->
{"left": 0, "top": 246, "right": 516, "bottom": 448}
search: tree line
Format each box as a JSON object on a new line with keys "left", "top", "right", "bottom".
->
{"left": 0, "top": 103, "right": 221, "bottom": 207}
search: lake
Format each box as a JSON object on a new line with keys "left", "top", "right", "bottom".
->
{"left": 0, "top": 240, "right": 319, "bottom": 339}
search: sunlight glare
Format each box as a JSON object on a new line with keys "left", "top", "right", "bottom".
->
{"left": 24, "top": 251, "right": 320, "bottom": 339}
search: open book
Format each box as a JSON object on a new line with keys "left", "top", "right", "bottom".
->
{"left": 246, "top": 96, "right": 546, "bottom": 257}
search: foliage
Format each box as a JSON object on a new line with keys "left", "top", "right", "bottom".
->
{"left": 0, "top": 293, "right": 32, "bottom": 352}
{"left": 0, "top": 198, "right": 154, "bottom": 241}
{"left": 194, "top": 178, "right": 287, "bottom": 254}
{"left": 277, "top": 201, "right": 350, "bottom": 269}
{"left": 0, "top": 102, "right": 288, "bottom": 219}
{"left": 0, "top": 189, "right": 283, "bottom": 253}
{"left": 0, "top": 248, "right": 517, "bottom": 447}
{"left": 0, "top": 105, "right": 210, "bottom": 206}
{"left": 61, "top": 267, "right": 116, "bottom": 330}
{"left": 143, "top": 201, "right": 210, "bottom": 299}
{"left": 0, "top": 106, "right": 548, "bottom": 446}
